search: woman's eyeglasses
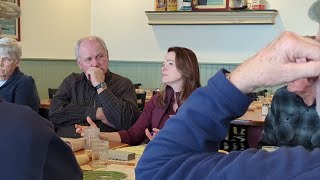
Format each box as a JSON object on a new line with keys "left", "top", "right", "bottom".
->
{"left": 0, "top": 57, "right": 15, "bottom": 66}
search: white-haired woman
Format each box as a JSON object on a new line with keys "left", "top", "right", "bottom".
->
{"left": 0, "top": 37, "right": 40, "bottom": 112}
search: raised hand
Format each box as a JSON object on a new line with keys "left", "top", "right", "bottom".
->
{"left": 230, "top": 32, "right": 320, "bottom": 94}
{"left": 75, "top": 116, "right": 97, "bottom": 136}
{"left": 145, "top": 128, "right": 160, "bottom": 141}
{"left": 86, "top": 67, "right": 105, "bottom": 87}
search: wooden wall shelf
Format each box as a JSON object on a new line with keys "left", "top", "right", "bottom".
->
{"left": 145, "top": 10, "right": 278, "bottom": 25}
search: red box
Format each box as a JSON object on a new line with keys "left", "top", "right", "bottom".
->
{"left": 252, "top": 0, "right": 265, "bottom": 10}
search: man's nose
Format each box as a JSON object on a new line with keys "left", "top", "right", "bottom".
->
{"left": 91, "top": 58, "right": 99, "bottom": 67}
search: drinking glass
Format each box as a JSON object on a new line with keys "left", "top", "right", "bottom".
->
{"left": 84, "top": 127, "right": 100, "bottom": 159}
{"left": 91, "top": 139, "right": 109, "bottom": 169}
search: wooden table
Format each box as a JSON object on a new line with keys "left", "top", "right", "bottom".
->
{"left": 231, "top": 109, "right": 265, "bottom": 127}
{"left": 40, "top": 99, "right": 51, "bottom": 109}
{"left": 108, "top": 141, "right": 129, "bottom": 150}
{"left": 75, "top": 142, "right": 137, "bottom": 180}
{"left": 41, "top": 97, "right": 152, "bottom": 108}
{"left": 74, "top": 142, "right": 128, "bottom": 157}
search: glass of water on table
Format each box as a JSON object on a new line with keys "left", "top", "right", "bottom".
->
{"left": 84, "top": 127, "right": 100, "bottom": 160}
{"left": 92, "top": 139, "right": 109, "bottom": 169}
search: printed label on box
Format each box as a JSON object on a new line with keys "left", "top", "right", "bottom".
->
{"left": 167, "top": 0, "right": 177, "bottom": 11}
{"left": 155, "top": 0, "right": 167, "bottom": 11}
{"left": 252, "top": 0, "right": 265, "bottom": 10}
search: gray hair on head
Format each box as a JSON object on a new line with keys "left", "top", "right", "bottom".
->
{"left": 74, "top": 36, "right": 108, "bottom": 59}
{"left": 308, "top": 0, "right": 320, "bottom": 23}
{"left": 0, "top": 37, "right": 21, "bottom": 62}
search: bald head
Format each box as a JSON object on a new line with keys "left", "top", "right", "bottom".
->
{"left": 75, "top": 36, "right": 108, "bottom": 59}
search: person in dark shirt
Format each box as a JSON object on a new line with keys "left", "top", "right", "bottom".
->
{"left": 258, "top": 37, "right": 320, "bottom": 150}
{"left": 49, "top": 36, "right": 140, "bottom": 138}
{"left": 258, "top": 77, "right": 320, "bottom": 149}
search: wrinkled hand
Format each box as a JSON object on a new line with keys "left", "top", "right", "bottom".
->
{"left": 75, "top": 116, "right": 98, "bottom": 136}
{"left": 230, "top": 31, "right": 320, "bottom": 94}
{"left": 145, "top": 128, "right": 160, "bottom": 141}
{"left": 86, "top": 67, "right": 105, "bottom": 87}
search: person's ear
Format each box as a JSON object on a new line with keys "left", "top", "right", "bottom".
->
{"left": 106, "top": 51, "right": 109, "bottom": 59}
{"left": 307, "top": 77, "right": 318, "bottom": 84}
{"left": 76, "top": 59, "right": 82, "bottom": 69}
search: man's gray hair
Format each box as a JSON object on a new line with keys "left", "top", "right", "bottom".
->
{"left": 75, "top": 36, "right": 108, "bottom": 59}
{"left": 0, "top": 37, "right": 22, "bottom": 62}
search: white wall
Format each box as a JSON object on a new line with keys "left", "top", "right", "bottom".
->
{"left": 18, "top": 0, "right": 319, "bottom": 62}
{"left": 20, "top": 0, "right": 91, "bottom": 59}
{"left": 92, "top": 0, "right": 318, "bottom": 63}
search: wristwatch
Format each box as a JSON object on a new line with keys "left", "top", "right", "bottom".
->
{"left": 95, "top": 82, "right": 107, "bottom": 90}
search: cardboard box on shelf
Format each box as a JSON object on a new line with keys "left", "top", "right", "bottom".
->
{"left": 167, "top": 0, "right": 177, "bottom": 11}
{"left": 155, "top": 0, "right": 166, "bottom": 11}
{"left": 252, "top": 0, "right": 266, "bottom": 10}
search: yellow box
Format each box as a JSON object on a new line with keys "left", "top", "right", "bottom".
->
{"left": 167, "top": 0, "right": 177, "bottom": 11}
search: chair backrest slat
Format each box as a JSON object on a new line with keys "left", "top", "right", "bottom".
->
{"left": 48, "top": 88, "right": 58, "bottom": 99}
{"left": 136, "top": 91, "right": 146, "bottom": 111}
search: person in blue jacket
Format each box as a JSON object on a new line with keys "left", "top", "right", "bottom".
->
{"left": 136, "top": 32, "right": 320, "bottom": 179}
{"left": 0, "top": 98, "right": 82, "bottom": 180}
{"left": 0, "top": 37, "right": 40, "bottom": 112}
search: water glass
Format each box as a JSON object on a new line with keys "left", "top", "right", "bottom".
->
{"left": 84, "top": 127, "right": 100, "bottom": 158}
{"left": 91, "top": 139, "right": 109, "bottom": 169}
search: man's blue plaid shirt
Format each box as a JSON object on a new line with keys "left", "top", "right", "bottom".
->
{"left": 259, "top": 86, "right": 320, "bottom": 150}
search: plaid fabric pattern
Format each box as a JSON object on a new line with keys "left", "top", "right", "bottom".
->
{"left": 49, "top": 70, "right": 140, "bottom": 138}
{"left": 259, "top": 86, "right": 320, "bottom": 150}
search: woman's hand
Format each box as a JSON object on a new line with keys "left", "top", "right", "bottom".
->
{"left": 75, "top": 116, "right": 97, "bottom": 136}
{"left": 145, "top": 128, "right": 160, "bottom": 141}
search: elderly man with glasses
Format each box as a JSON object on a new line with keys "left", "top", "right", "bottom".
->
{"left": 0, "top": 37, "right": 40, "bottom": 112}
{"left": 49, "top": 36, "right": 140, "bottom": 138}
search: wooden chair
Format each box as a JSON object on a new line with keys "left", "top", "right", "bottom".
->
{"left": 248, "top": 89, "right": 268, "bottom": 101}
{"left": 134, "top": 83, "right": 142, "bottom": 90}
{"left": 136, "top": 91, "right": 146, "bottom": 111}
{"left": 153, "top": 88, "right": 160, "bottom": 95}
{"left": 39, "top": 88, "right": 57, "bottom": 120}
{"left": 220, "top": 125, "right": 249, "bottom": 152}
{"left": 48, "top": 88, "right": 58, "bottom": 99}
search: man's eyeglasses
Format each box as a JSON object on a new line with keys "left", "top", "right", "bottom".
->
{"left": 0, "top": 57, "right": 15, "bottom": 66}
{"left": 82, "top": 54, "right": 105, "bottom": 65}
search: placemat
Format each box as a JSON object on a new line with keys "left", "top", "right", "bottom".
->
{"left": 83, "top": 171, "right": 127, "bottom": 180}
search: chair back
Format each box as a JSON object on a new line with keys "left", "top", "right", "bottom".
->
{"left": 134, "top": 83, "right": 142, "bottom": 90}
{"left": 153, "top": 88, "right": 160, "bottom": 95}
{"left": 136, "top": 91, "right": 146, "bottom": 111}
{"left": 48, "top": 88, "right": 58, "bottom": 99}
{"left": 248, "top": 89, "right": 268, "bottom": 101}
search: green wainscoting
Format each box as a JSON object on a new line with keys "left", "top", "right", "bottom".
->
{"left": 20, "top": 58, "right": 239, "bottom": 99}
